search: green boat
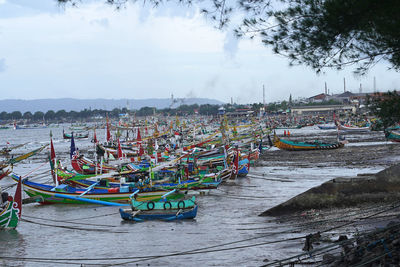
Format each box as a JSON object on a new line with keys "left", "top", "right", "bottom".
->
{"left": 10, "top": 174, "right": 184, "bottom": 204}
{"left": 131, "top": 196, "right": 196, "bottom": 211}
{"left": 385, "top": 129, "right": 400, "bottom": 143}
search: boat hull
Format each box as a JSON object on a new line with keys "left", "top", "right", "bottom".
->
{"left": 273, "top": 134, "right": 344, "bottom": 151}
{"left": 119, "top": 205, "right": 198, "bottom": 221}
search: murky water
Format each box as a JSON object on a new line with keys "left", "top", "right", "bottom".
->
{"left": 0, "top": 126, "right": 398, "bottom": 266}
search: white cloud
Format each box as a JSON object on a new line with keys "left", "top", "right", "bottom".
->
{"left": 0, "top": 2, "right": 398, "bottom": 104}
{"left": 0, "top": 58, "right": 6, "bottom": 72}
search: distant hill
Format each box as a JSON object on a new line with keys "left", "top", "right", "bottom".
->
{"left": 0, "top": 98, "right": 225, "bottom": 113}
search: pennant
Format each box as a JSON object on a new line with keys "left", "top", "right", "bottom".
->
{"left": 137, "top": 128, "right": 142, "bottom": 142}
{"left": 93, "top": 128, "right": 98, "bottom": 144}
{"left": 106, "top": 116, "right": 111, "bottom": 142}
{"left": 233, "top": 148, "right": 239, "bottom": 175}
{"left": 50, "top": 133, "right": 56, "bottom": 184}
{"left": 117, "top": 139, "right": 123, "bottom": 159}
{"left": 14, "top": 175, "right": 22, "bottom": 219}
{"left": 139, "top": 144, "right": 144, "bottom": 156}
{"left": 70, "top": 133, "right": 76, "bottom": 159}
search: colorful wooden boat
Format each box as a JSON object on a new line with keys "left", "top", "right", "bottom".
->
{"left": 71, "top": 155, "right": 116, "bottom": 175}
{"left": 63, "top": 130, "right": 89, "bottom": 139}
{"left": 0, "top": 143, "right": 27, "bottom": 155}
{"left": 119, "top": 205, "right": 198, "bottom": 222}
{"left": 64, "top": 168, "right": 224, "bottom": 191}
{"left": 317, "top": 124, "right": 337, "bottom": 130}
{"left": 0, "top": 145, "right": 47, "bottom": 181}
{"left": 131, "top": 196, "right": 196, "bottom": 211}
{"left": 237, "top": 159, "right": 250, "bottom": 177}
{"left": 0, "top": 165, "right": 12, "bottom": 181}
{"left": 10, "top": 174, "right": 184, "bottom": 204}
{"left": 0, "top": 172, "right": 22, "bottom": 229}
{"left": 273, "top": 133, "right": 344, "bottom": 151}
{"left": 337, "top": 123, "right": 370, "bottom": 132}
{"left": 385, "top": 130, "right": 400, "bottom": 143}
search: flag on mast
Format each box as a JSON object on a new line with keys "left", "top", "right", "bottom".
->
{"left": 117, "top": 139, "right": 123, "bottom": 160}
{"left": 50, "top": 131, "right": 57, "bottom": 184}
{"left": 70, "top": 133, "right": 76, "bottom": 159}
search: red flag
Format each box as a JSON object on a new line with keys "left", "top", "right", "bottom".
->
{"left": 139, "top": 144, "right": 144, "bottom": 156}
{"left": 50, "top": 137, "right": 56, "bottom": 184}
{"left": 137, "top": 128, "right": 142, "bottom": 142}
{"left": 233, "top": 148, "right": 239, "bottom": 175}
{"left": 117, "top": 139, "right": 123, "bottom": 159}
{"left": 93, "top": 129, "right": 98, "bottom": 144}
{"left": 106, "top": 117, "right": 111, "bottom": 142}
{"left": 14, "top": 174, "right": 22, "bottom": 219}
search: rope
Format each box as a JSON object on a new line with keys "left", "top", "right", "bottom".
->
{"left": 21, "top": 218, "right": 129, "bottom": 233}
{"left": 18, "top": 161, "right": 49, "bottom": 178}
{"left": 23, "top": 214, "right": 119, "bottom": 228}
{"left": 262, "top": 202, "right": 400, "bottom": 266}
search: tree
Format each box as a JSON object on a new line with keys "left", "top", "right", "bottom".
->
{"left": 23, "top": 111, "right": 33, "bottom": 120}
{"left": 33, "top": 111, "right": 44, "bottom": 121}
{"left": 55, "top": 109, "right": 68, "bottom": 119}
{"left": 367, "top": 91, "right": 400, "bottom": 128}
{"left": 58, "top": 0, "right": 400, "bottom": 74}
{"left": 0, "top": 112, "right": 8, "bottom": 120}
{"left": 45, "top": 110, "right": 56, "bottom": 120}
{"left": 10, "top": 111, "right": 22, "bottom": 120}
{"left": 136, "top": 107, "right": 154, "bottom": 117}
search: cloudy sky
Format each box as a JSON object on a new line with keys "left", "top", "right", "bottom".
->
{"left": 0, "top": 0, "right": 399, "bottom": 104}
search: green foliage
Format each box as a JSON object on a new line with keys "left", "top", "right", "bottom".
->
{"left": 45, "top": 110, "right": 56, "bottom": 120}
{"left": 239, "top": 0, "right": 400, "bottom": 74}
{"left": 136, "top": 107, "right": 155, "bottom": 117}
{"left": 10, "top": 111, "right": 22, "bottom": 119}
{"left": 33, "top": 111, "right": 44, "bottom": 120}
{"left": 367, "top": 91, "right": 400, "bottom": 128}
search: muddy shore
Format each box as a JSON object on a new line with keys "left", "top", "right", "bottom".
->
{"left": 258, "top": 129, "right": 400, "bottom": 266}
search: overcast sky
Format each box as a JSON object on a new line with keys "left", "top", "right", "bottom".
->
{"left": 0, "top": 0, "right": 399, "bottom": 104}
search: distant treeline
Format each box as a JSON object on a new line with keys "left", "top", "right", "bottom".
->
{"left": 0, "top": 104, "right": 229, "bottom": 122}
{"left": 0, "top": 100, "right": 347, "bottom": 123}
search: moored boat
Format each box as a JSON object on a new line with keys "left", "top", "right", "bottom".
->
{"left": 10, "top": 174, "right": 184, "bottom": 204}
{"left": 273, "top": 133, "right": 344, "bottom": 151}
{"left": 119, "top": 205, "right": 198, "bottom": 222}
{"left": 385, "top": 129, "right": 400, "bottom": 143}
{"left": 63, "top": 130, "right": 89, "bottom": 139}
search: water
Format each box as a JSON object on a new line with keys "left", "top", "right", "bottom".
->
{"left": 0, "top": 126, "right": 398, "bottom": 266}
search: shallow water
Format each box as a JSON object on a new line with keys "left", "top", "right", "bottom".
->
{"left": 0, "top": 126, "right": 397, "bottom": 266}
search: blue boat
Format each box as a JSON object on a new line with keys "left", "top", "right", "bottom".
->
{"left": 119, "top": 205, "right": 198, "bottom": 222}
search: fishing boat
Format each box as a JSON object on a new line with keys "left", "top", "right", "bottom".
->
{"left": 63, "top": 167, "right": 224, "bottom": 192}
{"left": 336, "top": 122, "right": 370, "bottom": 132}
{"left": 131, "top": 194, "right": 196, "bottom": 211}
{"left": 71, "top": 155, "right": 116, "bottom": 174}
{"left": 385, "top": 129, "right": 400, "bottom": 143}
{"left": 0, "top": 143, "right": 27, "bottom": 155}
{"left": 63, "top": 130, "right": 89, "bottom": 139}
{"left": 237, "top": 159, "right": 250, "bottom": 177}
{"left": 119, "top": 205, "right": 198, "bottom": 222}
{"left": 273, "top": 133, "right": 344, "bottom": 151}
{"left": 0, "top": 144, "right": 47, "bottom": 181}
{"left": 0, "top": 164, "right": 12, "bottom": 180}
{"left": 317, "top": 124, "right": 337, "bottom": 130}
{"left": 0, "top": 173, "right": 22, "bottom": 229}
{"left": 10, "top": 174, "right": 184, "bottom": 204}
